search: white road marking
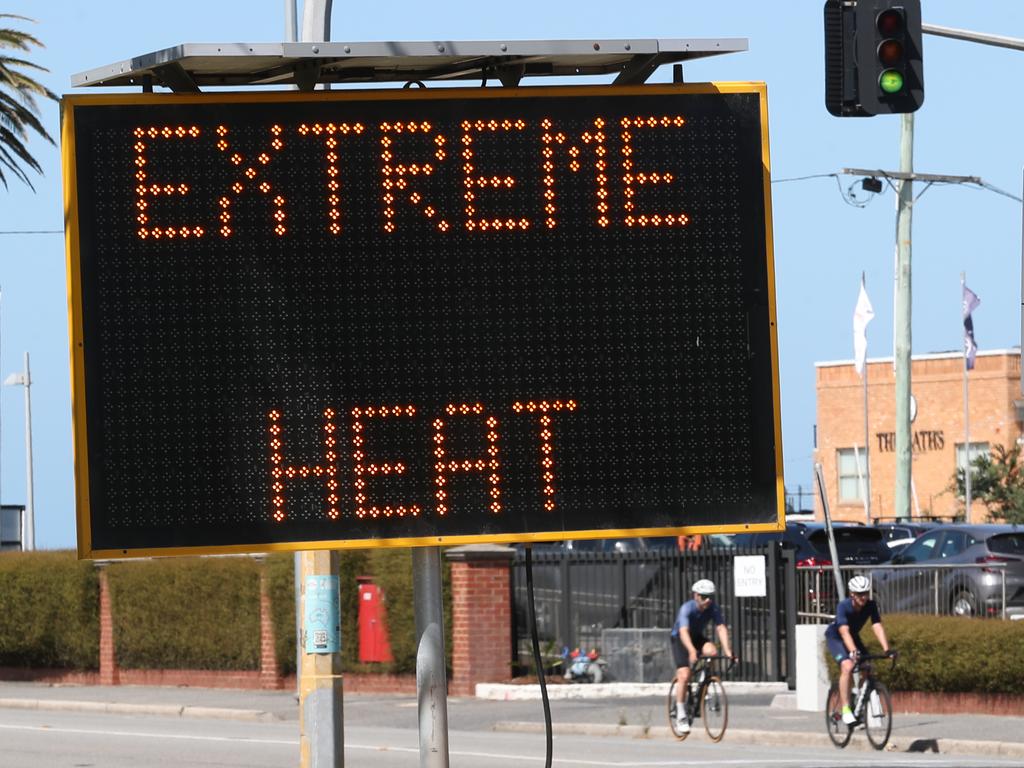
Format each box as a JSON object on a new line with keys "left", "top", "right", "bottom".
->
{"left": 0, "top": 722, "right": 296, "bottom": 746}
{"left": 0, "top": 723, "right": 1014, "bottom": 766}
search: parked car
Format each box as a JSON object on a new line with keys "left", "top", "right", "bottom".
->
{"left": 871, "top": 524, "right": 1024, "bottom": 618}
{"left": 872, "top": 521, "right": 940, "bottom": 554}
{"left": 731, "top": 522, "right": 891, "bottom": 566}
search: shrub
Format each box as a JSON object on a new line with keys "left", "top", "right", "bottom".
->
{"left": 107, "top": 556, "right": 260, "bottom": 670}
{"left": 0, "top": 551, "right": 99, "bottom": 669}
{"left": 265, "top": 553, "right": 298, "bottom": 675}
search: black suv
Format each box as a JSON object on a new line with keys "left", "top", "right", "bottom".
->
{"left": 731, "top": 522, "right": 891, "bottom": 566}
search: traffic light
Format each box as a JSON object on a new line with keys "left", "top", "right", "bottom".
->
{"left": 856, "top": 0, "right": 924, "bottom": 114}
{"left": 824, "top": 0, "right": 924, "bottom": 117}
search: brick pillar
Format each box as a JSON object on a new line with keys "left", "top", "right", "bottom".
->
{"left": 97, "top": 564, "right": 119, "bottom": 686}
{"left": 446, "top": 545, "right": 515, "bottom": 696}
{"left": 258, "top": 559, "right": 283, "bottom": 689}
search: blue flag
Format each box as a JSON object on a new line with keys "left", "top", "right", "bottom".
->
{"left": 962, "top": 283, "right": 980, "bottom": 370}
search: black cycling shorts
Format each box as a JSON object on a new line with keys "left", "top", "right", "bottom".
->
{"left": 670, "top": 632, "right": 708, "bottom": 670}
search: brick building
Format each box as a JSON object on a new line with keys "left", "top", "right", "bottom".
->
{"left": 814, "top": 349, "right": 1022, "bottom": 523}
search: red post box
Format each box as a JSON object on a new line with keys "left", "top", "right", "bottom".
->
{"left": 357, "top": 576, "right": 394, "bottom": 663}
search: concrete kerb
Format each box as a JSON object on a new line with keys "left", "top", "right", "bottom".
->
{"left": 475, "top": 681, "right": 787, "bottom": 700}
{"left": 492, "top": 721, "right": 1024, "bottom": 759}
{"left": 0, "top": 697, "right": 279, "bottom": 722}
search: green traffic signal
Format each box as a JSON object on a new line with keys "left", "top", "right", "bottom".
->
{"left": 824, "top": 0, "right": 924, "bottom": 117}
{"left": 879, "top": 69, "right": 904, "bottom": 94}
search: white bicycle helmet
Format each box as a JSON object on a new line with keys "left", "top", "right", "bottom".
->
{"left": 691, "top": 579, "right": 716, "bottom": 596}
{"left": 848, "top": 575, "right": 871, "bottom": 594}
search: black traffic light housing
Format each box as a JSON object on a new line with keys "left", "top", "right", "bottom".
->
{"left": 825, "top": 0, "right": 924, "bottom": 117}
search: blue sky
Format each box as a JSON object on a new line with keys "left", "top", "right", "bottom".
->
{"left": 1, "top": 2, "right": 1021, "bottom": 549}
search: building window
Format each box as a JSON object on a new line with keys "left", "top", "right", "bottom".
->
{"left": 955, "top": 442, "right": 989, "bottom": 477}
{"left": 837, "top": 447, "right": 869, "bottom": 503}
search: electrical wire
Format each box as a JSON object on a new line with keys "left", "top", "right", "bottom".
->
{"left": 771, "top": 173, "right": 840, "bottom": 184}
{"left": 974, "top": 180, "right": 1023, "bottom": 204}
{"left": 524, "top": 545, "right": 553, "bottom": 768}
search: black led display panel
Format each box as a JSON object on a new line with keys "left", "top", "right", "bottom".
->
{"left": 62, "top": 84, "right": 782, "bottom": 557}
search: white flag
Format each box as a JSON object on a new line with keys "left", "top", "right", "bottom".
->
{"left": 962, "top": 283, "right": 980, "bottom": 370}
{"left": 853, "top": 278, "right": 874, "bottom": 376}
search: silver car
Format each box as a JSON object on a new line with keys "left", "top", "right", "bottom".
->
{"left": 871, "top": 524, "right": 1024, "bottom": 619}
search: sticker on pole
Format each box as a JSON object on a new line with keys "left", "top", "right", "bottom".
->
{"left": 304, "top": 575, "right": 340, "bottom": 654}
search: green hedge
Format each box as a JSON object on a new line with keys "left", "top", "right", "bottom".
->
{"left": 829, "top": 613, "right": 1024, "bottom": 694}
{"left": 0, "top": 549, "right": 453, "bottom": 676}
{"left": 107, "top": 556, "right": 261, "bottom": 670}
{"left": 265, "top": 552, "right": 298, "bottom": 675}
{"left": 0, "top": 551, "right": 99, "bottom": 669}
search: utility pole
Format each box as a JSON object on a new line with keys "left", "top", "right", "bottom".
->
{"left": 893, "top": 113, "right": 914, "bottom": 521}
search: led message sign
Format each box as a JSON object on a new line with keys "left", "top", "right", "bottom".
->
{"left": 62, "top": 84, "right": 782, "bottom": 557}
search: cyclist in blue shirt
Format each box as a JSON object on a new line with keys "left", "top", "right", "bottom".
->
{"left": 669, "top": 579, "right": 735, "bottom": 733}
{"left": 825, "top": 575, "right": 893, "bottom": 724}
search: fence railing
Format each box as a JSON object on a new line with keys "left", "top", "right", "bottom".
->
{"left": 796, "top": 563, "right": 1012, "bottom": 622}
{"left": 510, "top": 545, "right": 796, "bottom": 684}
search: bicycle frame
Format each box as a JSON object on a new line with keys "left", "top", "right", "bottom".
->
{"left": 668, "top": 654, "right": 735, "bottom": 743}
{"left": 826, "top": 652, "right": 897, "bottom": 751}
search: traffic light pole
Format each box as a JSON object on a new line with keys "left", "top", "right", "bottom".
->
{"left": 893, "top": 113, "right": 914, "bottom": 522}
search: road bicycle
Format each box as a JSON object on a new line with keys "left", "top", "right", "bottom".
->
{"left": 667, "top": 655, "right": 735, "bottom": 742}
{"left": 825, "top": 651, "right": 897, "bottom": 750}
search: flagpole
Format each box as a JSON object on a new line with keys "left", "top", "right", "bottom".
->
{"left": 863, "top": 366, "right": 871, "bottom": 523}
{"left": 962, "top": 271, "right": 972, "bottom": 521}
{"left": 853, "top": 272, "right": 874, "bottom": 524}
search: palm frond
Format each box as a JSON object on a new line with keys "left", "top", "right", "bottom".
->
{"left": 0, "top": 15, "right": 55, "bottom": 190}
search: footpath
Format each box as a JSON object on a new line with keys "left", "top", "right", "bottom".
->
{"left": 1, "top": 680, "right": 1024, "bottom": 760}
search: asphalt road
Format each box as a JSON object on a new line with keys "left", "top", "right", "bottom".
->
{"left": 2, "top": 684, "right": 1024, "bottom": 767}
{"left": 2, "top": 706, "right": 1024, "bottom": 768}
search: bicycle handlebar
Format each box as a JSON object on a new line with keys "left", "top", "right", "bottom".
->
{"left": 696, "top": 654, "right": 738, "bottom": 671}
{"left": 854, "top": 650, "right": 898, "bottom": 671}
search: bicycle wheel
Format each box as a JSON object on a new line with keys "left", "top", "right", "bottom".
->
{"left": 700, "top": 676, "right": 728, "bottom": 742}
{"left": 863, "top": 681, "right": 893, "bottom": 750}
{"left": 825, "top": 684, "right": 852, "bottom": 748}
{"left": 667, "top": 678, "right": 690, "bottom": 741}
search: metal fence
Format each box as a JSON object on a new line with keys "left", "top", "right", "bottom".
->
{"left": 797, "top": 563, "right": 1014, "bottom": 622}
{"left": 510, "top": 545, "right": 797, "bottom": 684}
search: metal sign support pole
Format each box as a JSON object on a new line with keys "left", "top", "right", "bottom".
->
{"left": 413, "top": 546, "right": 450, "bottom": 767}
{"left": 814, "top": 462, "right": 845, "bottom": 601}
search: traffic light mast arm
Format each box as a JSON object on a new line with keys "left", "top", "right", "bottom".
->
{"left": 923, "top": 23, "right": 1024, "bottom": 52}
